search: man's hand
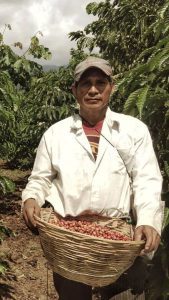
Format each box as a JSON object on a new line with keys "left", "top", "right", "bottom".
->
{"left": 22, "top": 198, "right": 40, "bottom": 230}
{"left": 134, "top": 225, "right": 160, "bottom": 254}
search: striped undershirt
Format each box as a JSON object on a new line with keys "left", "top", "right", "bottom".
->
{"left": 82, "top": 119, "right": 104, "bottom": 160}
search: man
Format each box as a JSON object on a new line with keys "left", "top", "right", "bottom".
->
{"left": 22, "top": 56, "right": 163, "bottom": 300}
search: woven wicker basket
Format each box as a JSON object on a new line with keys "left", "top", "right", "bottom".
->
{"left": 35, "top": 208, "right": 145, "bottom": 287}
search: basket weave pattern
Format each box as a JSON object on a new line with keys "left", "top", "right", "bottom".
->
{"left": 35, "top": 208, "right": 144, "bottom": 287}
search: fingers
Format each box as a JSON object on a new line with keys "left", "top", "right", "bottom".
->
{"left": 23, "top": 198, "right": 40, "bottom": 229}
{"left": 134, "top": 226, "right": 143, "bottom": 242}
{"left": 134, "top": 225, "right": 160, "bottom": 254}
{"left": 34, "top": 205, "right": 41, "bottom": 219}
{"left": 26, "top": 206, "right": 37, "bottom": 228}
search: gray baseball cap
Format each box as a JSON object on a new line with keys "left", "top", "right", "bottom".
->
{"left": 74, "top": 56, "right": 112, "bottom": 82}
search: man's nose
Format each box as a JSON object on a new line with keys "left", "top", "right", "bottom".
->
{"left": 88, "top": 85, "right": 99, "bottom": 95}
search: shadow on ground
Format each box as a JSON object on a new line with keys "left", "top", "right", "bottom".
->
{"left": 0, "top": 283, "right": 15, "bottom": 300}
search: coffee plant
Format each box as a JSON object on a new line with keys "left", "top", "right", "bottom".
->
{"left": 0, "top": 176, "right": 15, "bottom": 275}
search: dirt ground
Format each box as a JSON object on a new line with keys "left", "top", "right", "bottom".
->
{"left": 0, "top": 161, "right": 58, "bottom": 300}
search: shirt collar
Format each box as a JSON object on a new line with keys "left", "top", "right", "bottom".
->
{"left": 70, "top": 113, "right": 82, "bottom": 130}
{"left": 70, "top": 107, "right": 120, "bottom": 131}
{"left": 105, "top": 107, "right": 120, "bottom": 130}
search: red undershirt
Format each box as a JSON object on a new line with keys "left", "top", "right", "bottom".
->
{"left": 82, "top": 119, "right": 104, "bottom": 160}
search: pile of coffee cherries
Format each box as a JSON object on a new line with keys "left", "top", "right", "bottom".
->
{"left": 49, "top": 216, "right": 131, "bottom": 241}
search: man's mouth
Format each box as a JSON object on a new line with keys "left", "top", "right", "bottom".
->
{"left": 85, "top": 98, "right": 101, "bottom": 103}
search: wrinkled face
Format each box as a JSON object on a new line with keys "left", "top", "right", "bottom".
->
{"left": 72, "top": 68, "right": 113, "bottom": 115}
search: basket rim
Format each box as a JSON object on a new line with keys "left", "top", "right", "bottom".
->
{"left": 34, "top": 214, "right": 145, "bottom": 245}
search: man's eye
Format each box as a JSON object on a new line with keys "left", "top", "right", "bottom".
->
{"left": 97, "top": 80, "right": 107, "bottom": 85}
{"left": 80, "top": 81, "right": 90, "bottom": 88}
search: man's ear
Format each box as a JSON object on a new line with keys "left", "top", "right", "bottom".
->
{"left": 110, "top": 83, "right": 115, "bottom": 95}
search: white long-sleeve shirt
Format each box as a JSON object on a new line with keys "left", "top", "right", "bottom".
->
{"left": 22, "top": 108, "right": 163, "bottom": 234}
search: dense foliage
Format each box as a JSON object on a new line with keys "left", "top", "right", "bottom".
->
{"left": 0, "top": 27, "right": 87, "bottom": 168}
{"left": 0, "top": 26, "right": 54, "bottom": 168}
{"left": 0, "top": 169, "right": 15, "bottom": 275}
{"left": 69, "top": 0, "right": 166, "bottom": 73}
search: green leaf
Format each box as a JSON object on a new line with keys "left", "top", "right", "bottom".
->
{"left": 137, "top": 46, "right": 156, "bottom": 60}
{"left": 0, "top": 224, "right": 13, "bottom": 237}
{"left": 148, "top": 51, "right": 163, "bottom": 72}
{"left": 165, "top": 109, "right": 169, "bottom": 121}
{"left": 0, "top": 33, "right": 3, "bottom": 43}
{"left": 30, "top": 35, "right": 39, "bottom": 46}
{"left": 159, "top": 2, "right": 169, "bottom": 19}
{"left": 163, "top": 207, "right": 169, "bottom": 228}
{"left": 164, "top": 161, "right": 169, "bottom": 178}
{"left": 159, "top": 53, "right": 169, "bottom": 68}
{"left": 0, "top": 176, "right": 15, "bottom": 195}
{"left": 123, "top": 89, "right": 142, "bottom": 114}
{"left": 0, "top": 179, "right": 7, "bottom": 194}
{"left": 136, "top": 86, "right": 149, "bottom": 119}
{"left": 13, "top": 58, "right": 23, "bottom": 71}
{"left": 86, "top": 2, "right": 99, "bottom": 15}
{"left": 0, "top": 263, "right": 7, "bottom": 274}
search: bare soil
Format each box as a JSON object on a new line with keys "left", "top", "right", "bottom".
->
{"left": 0, "top": 161, "right": 58, "bottom": 300}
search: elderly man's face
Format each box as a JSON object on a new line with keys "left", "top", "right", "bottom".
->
{"left": 72, "top": 68, "right": 113, "bottom": 115}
